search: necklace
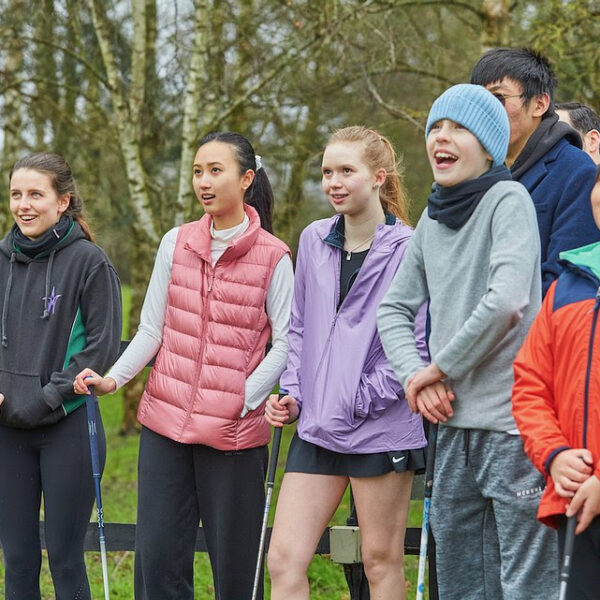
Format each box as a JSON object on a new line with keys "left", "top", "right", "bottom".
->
{"left": 344, "top": 232, "right": 375, "bottom": 260}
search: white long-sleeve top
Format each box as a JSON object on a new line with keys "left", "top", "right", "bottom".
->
{"left": 107, "top": 215, "right": 294, "bottom": 416}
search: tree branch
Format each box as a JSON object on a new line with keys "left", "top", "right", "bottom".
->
{"left": 364, "top": 70, "right": 426, "bottom": 132}
{"left": 129, "top": 0, "right": 147, "bottom": 128}
{"left": 0, "top": 31, "right": 111, "bottom": 90}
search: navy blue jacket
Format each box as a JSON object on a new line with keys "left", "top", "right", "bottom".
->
{"left": 518, "top": 137, "right": 599, "bottom": 296}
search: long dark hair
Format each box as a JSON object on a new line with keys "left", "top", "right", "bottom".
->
{"left": 9, "top": 153, "right": 94, "bottom": 242}
{"left": 197, "top": 132, "right": 274, "bottom": 233}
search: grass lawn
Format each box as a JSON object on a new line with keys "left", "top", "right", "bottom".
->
{"left": 0, "top": 286, "right": 432, "bottom": 598}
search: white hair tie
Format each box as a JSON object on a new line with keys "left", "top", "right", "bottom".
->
{"left": 255, "top": 155, "right": 262, "bottom": 171}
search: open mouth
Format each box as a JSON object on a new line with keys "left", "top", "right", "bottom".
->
{"left": 330, "top": 193, "right": 348, "bottom": 203}
{"left": 19, "top": 215, "right": 37, "bottom": 223}
{"left": 201, "top": 194, "right": 215, "bottom": 202}
{"left": 434, "top": 151, "right": 458, "bottom": 166}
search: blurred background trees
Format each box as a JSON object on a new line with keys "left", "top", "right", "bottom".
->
{"left": 1, "top": 0, "right": 598, "bottom": 431}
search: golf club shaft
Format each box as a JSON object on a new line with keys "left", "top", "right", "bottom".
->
{"left": 86, "top": 389, "right": 111, "bottom": 598}
{"left": 558, "top": 514, "right": 577, "bottom": 600}
{"left": 252, "top": 485, "right": 275, "bottom": 600}
{"left": 100, "top": 537, "right": 110, "bottom": 600}
{"left": 416, "top": 422, "right": 438, "bottom": 600}
{"left": 416, "top": 497, "right": 431, "bottom": 600}
{"left": 251, "top": 425, "right": 283, "bottom": 600}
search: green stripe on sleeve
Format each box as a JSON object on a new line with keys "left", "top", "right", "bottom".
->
{"left": 62, "top": 307, "right": 88, "bottom": 415}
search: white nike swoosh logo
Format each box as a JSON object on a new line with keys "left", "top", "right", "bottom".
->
{"left": 392, "top": 456, "right": 406, "bottom": 464}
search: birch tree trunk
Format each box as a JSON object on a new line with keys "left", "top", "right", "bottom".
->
{"left": 87, "top": 0, "right": 157, "bottom": 244}
{"left": 0, "top": 0, "right": 25, "bottom": 231}
{"left": 175, "top": 0, "right": 209, "bottom": 225}
{"left": 86, "top": 0, "right": 157, "bottom": 433}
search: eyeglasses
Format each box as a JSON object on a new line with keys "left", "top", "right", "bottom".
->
{"left": 492, "top": 92, "right": 525, "bottom": 106}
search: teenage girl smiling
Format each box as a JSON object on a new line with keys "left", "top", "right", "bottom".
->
{"left": 75, "top": 132, "right": 293, "bottom": 600}
{"left": 266, "top": 126, "right": 427, "bottom": 600}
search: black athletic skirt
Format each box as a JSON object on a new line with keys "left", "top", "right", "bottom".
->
{"left": 285, "top": 432, "right": 426, "bottom": 478}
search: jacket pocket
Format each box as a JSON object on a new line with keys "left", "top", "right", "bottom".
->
{"left": 0, "top": 370, "right": 64, "bottom": 429}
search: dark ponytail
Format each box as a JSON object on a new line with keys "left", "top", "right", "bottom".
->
{"left": 196, "top": 132, "right": 274, "bottom": 233}
{"left": 9, "top": 153, "right": 95, "bottom": 242}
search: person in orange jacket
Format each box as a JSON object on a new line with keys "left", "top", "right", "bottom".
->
{"left": 513, "top": 166, "right": 600, "bottom": 599}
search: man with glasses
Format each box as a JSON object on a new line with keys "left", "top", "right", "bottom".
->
{"left": 471, "top": 47, "right": 599, "bottom": 295}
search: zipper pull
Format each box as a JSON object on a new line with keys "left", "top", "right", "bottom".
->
{"left": 208, "top": 269, "right": 215, "bottom": 292}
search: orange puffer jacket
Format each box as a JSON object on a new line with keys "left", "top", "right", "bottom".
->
{"left": 138, "top": 204, "right": 290, "bottom": 450}
{"left": 512, "top": 244, "right": 600, "bottom": 527}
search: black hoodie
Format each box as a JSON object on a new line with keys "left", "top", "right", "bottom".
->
{"left": 0, "top": 221, "right": 122, "bottom": 428}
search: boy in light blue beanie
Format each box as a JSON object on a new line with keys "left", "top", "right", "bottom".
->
{"left": 378, "top": 84, "right": 558, "bottom": 598}
{"left": 426, "top": 82, "right": 509, "bottom": 167}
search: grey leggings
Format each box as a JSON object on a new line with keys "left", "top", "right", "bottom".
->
{"left": 0, "top": 404, "right": 105, "bottom": 600}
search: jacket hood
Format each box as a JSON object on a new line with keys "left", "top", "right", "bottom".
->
{"left": 560, "top": 241, "right": 600, "bottom": 282}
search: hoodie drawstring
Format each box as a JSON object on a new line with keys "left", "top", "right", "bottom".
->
{"left": 2, "top": 253, "right": 16, "bottom": 347}
{"left": 41, "top": 249, "right": 56, "bottom": 320}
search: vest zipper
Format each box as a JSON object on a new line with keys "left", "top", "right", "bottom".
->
{"left": 181, "top": 262, "right": 215, "bottom": 435}
{"left": 195, "top": 264, "right": 214, "bottom": 383}
{"left": 582, "top": 287, "right": 600, "bottom": 448}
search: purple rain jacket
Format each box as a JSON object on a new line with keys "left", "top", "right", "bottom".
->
{"left": 280, "top": 213, "right": 428, "bottom": 454}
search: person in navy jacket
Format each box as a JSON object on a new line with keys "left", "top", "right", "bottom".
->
{"left": 471, "top": 47, "right": 600, "bottom": 296}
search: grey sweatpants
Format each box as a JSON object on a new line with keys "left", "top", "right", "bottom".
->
{"left": 429, "top": 426, "right": 558, "bottom": 600}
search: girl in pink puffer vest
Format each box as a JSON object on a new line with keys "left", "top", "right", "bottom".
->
{"left": 74, "top": 132, "right": 293, "bottom": 600}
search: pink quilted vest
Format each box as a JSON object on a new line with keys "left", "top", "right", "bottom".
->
{"left": 138, "top": 205, "right": 290, "bottom": 450}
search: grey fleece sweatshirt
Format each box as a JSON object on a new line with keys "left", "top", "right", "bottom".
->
{"left": 377, "top": 180, "right": 541, "bottom": 431}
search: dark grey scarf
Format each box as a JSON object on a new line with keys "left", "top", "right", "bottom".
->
{"left": 427, "top": 166, "right": 512, "bottom": 230}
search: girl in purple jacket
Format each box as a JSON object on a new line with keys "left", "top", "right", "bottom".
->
{"left": 265, "top": 126, "right": 428, "bottom": 600}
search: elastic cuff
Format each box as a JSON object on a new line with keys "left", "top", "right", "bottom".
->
{"left": 288, "top": 405, "right": 301, "bottom": 424}
{"left": 432, "top": 353, "right": 456, "bottom": 380}
{"left": 545, "top": 446, "right": 571, "bottom": 475}
{"left": 42, "top": 383, "right": 64, "bottom": 411}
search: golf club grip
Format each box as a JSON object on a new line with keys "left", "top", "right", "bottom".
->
{"left": 558, "top": 514, "right": 577, "bottom": 599}
{"left": 424, "top": 423, "right": 438, "bottom": 500}
{"left": 85, "top": 389, "right": 102, "bottom": 477}
{"left": 267, "top": 426, "right": 283, "bottom": 484}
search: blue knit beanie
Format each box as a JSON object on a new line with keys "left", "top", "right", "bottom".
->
{"left": 425, "top": 84, "right": 510, "bottom": 168}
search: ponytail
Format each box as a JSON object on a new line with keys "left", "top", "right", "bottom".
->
{"left": 196, "top": 132, "right": 274, "bottom": 233}
{"left": 327, "top": 126, "right": 411, "bottom": 226}
{"left": 10, "top": 153, "right": 95, "bottom": 242}
{"left": 244, "top": 167, "right": 274, "bottom": 233}
{"left": 377, "top": 137, "right": 411, "bottom": 226}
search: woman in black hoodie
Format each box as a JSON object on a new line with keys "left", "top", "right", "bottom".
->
{"left": 0, "top": 153, "right": 122, "bottom": 599}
